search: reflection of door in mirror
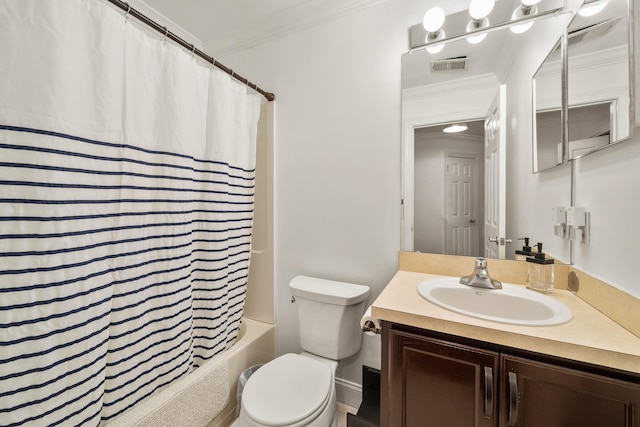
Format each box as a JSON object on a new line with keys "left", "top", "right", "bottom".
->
{"left": 445, "top": 155, "right": 478, "bottom": 256}
{"left": 414, "top": 123, "right": 484, "bottom": 256}
{"left": 484, "top": 85, "right": 507, "bottom": 259}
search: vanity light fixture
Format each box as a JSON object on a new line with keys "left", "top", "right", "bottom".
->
{"left": 578, "top": 0, "right": 610, "bottom": 17}
{"left": 510, "top": 0, "right": 542, "bottom": 34}
{"left": 410, "top": 0, "right": 563, "bottom": 53}
{"left": 423, "top": 7, "right": 446, "bottom": 54}
{"left": 443, "top": 123, "right": 468, "bottom": 133}
{"left": 467, "top": 0, "right": 495, "bottom": 43}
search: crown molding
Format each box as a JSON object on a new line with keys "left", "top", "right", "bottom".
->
{"left": 402, "top": 73, "right": 500, "bottom": 102}
{"left": 205, "top": 0, "right": 387, "bottom": 56}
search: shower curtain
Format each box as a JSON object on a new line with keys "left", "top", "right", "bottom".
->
{"left": 0, "top": 1, "right": 261, "bottom": 426}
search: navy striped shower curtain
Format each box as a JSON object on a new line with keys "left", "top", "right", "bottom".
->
{"left": 0, "top": 1, "right": 261, "bottom": 425}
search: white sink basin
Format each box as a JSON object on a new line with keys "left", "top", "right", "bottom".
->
{"left": 417, "top": 277, "right": 572, "bottom": 326}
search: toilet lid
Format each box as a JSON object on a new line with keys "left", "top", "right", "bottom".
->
{"left": 242, "top": 353, "right": 332, "bottom": 426}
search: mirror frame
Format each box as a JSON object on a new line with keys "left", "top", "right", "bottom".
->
{"left": 532, "top": 37, "right": 565, "bottom": 173}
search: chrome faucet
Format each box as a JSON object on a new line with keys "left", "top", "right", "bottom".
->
{"left": 460, "top": 257, "right": 502, "bottom": 289}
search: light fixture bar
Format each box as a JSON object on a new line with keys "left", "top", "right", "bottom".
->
{"left": 409, "top": 6, "right": 564, "bottom": 53}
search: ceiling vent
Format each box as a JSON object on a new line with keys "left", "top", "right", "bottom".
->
{"left": 568, "top": 16, "right": 621, "bottom": 47}
{"left": 430, "top": 56, "right": 469, "bottom": 72}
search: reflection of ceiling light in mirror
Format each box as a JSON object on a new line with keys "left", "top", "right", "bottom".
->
{"left": 425, "top": 29, "right": 446, "bottom": 54}
{"left": 423, "top": 7, "right": 445, "bottom": 32}
{"left": 427, "top": 43, "right": 445, "bottom": 54}
{"left": 466, "top": 17, "right": 489, "bottom": 44}
{"left": 443, "top": 123, "right": 468, "bottom": 133}
{"left": 578, "top": 0, "right": 610, "bottom": 17}
{"left": 469, "top": 0, "right": 495, "bottom": 20}
{"left": 510, "top": 2, "right": 539, "bottom": 34}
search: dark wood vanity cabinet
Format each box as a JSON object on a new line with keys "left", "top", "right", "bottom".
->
{"left": 381, "top": 322, "right": 640, "bottom": 427}
{"left": 501, "top": 355, "right": 640, "bottom": 427}
{"left": 382, "top": 325, "right": 499, "bottom": 427}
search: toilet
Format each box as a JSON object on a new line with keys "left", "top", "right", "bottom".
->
{"left": 233, "top": 275, "right": 370, "bottom": 427}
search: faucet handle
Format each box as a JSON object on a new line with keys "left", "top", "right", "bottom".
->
{"left": 475, "top": 257, "right": 487, "bottom": 268}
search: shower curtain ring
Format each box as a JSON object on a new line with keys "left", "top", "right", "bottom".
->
{"left": 163, "top": 27, "right": 168, "bottom": 44}
{"left": 190, "top": 44, "right": 196, "bottom": 58}
{"left": 124, "top": 3, "right": 131, "bottom": 22}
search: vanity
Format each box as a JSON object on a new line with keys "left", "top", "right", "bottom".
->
{"left": 372, "top": 253, "right": 640, "bottom": 427}
{"left": 384, "top": 0, "right": 640, "bottom": 423}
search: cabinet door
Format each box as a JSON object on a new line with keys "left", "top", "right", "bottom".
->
{"left": 383, "top": 328, "right": 499, "bottom": 427}
{"left": 501, "top": 355, "right": 640, "bottom": 427}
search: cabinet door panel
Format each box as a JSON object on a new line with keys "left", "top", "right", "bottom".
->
{"left": 502, "top": 355, "right": 640, "bottom": 427}
{"left": 386, "top": 329, "right": 498, "bottom": 427}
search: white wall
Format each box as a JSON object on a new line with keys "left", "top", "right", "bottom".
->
{"left": 570, "top": 4, "right": 640, "bottom": 297}
{"left": 572, "top": 135, "right": 640, "bottom": 299}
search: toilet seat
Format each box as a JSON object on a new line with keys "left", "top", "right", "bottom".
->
{"left": 242, "top": 353, "right": 332, "bottom": 426}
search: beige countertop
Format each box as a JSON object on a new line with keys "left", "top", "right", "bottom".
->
{"left": 372, "top": 270, "right": 640, "bottom": 375}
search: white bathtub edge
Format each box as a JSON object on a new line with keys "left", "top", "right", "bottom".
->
{"left": 206, "top": 318, "right": 275, "bottom": 427}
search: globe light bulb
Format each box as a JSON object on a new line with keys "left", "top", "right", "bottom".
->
{"left": 469, "top": 0, "right": 495, "bottom": 20}
{"left": 423, "top": 7, "right": 445, "bottom": 32}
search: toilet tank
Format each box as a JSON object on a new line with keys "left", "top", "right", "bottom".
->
{"left": 289, "top": 276, "right": 370, "bottom": 360}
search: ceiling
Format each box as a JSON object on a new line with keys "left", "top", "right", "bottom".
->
{"left": 138, "top": 0, "right": 387, "bottom": 56}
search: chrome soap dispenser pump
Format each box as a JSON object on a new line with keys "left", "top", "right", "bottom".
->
{"left": 526, "top": 242, "right": 555, "bottom": 294}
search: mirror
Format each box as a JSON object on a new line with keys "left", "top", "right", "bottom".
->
{"left": 533, "top": 38, "right": 563, "bottom": 172}
{"left": 401, "top": 28, "right": 504, "bottom": 258}
{"left": 402, "top": 3, "right": 568, "bottom": 260}
{"left": 568, "top": 0, "right": 632, "bottom": 153}
{"left": 533, "top": 0, "right": 633, "bottom": 172}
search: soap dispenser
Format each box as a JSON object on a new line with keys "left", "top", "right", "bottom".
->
{"left": 526, "top": 243, "right": 555, "bottom": 294}
{"left": 515, "top": 237, "right": 534, "bottom": 261}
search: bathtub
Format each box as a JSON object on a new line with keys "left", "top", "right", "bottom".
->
{"left": 206, "top": 318, "right": 275, "bottom": 427}
{"left": 105, "top": 318, "right": 274, "bottom": 427}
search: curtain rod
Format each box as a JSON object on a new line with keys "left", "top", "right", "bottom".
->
{"left": 107, "top": 0, "right": 275, "bottom": 102}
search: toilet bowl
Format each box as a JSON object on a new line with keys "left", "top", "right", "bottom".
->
{"left": 233, "top": 276, "right": 369, "bottom": 427}
{"left": 234, "top": 353, "right": 338, "bottom": 427}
